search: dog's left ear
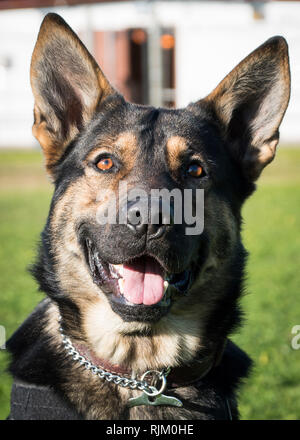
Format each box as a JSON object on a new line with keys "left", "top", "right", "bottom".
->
{"left": 30, "top": 13, "right": 116, "bottom": 174}
{"left": 200, "top": 36, "right": 290, "bottom": 180}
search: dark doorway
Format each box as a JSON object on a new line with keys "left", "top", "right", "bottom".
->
{"left": 161, "top": 28, "right": 176, "bottom": 107}
{"left": 93, "top": 27, "right": 175, "bottom": 107}
{"left": 94, "top": 28, "right": 148, "bottom": 105}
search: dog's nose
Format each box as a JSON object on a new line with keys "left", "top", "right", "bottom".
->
{"left": 127, "top": 201, "right": 148, "bottom": 236}
{"left": 126, "top": 197, "right": 173, "bottom": 239}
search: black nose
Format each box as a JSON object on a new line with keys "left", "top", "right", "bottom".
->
{"left": 126, "top": 197, "right": 173, "bottom": 239}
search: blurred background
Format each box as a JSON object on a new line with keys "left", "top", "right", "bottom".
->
{"left": 0, "top": 0, "right": 300, "bottom": 420}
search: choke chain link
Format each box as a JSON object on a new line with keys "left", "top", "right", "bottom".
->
{"left": 59, "top": 320, "right": 170, "bottom": 394}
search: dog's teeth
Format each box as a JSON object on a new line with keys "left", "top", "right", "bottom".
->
{"left": 113, "top": 264, "right": 124, "bottom": 276}
{"left": 118, "top": 265, "right": 124, "bottom": 275}
{"left": 163, "top": 280, "right": 169, "bottom": 293}
{"left": 86, "top": 238, "right": 92, "bottom": 248}
{"left": 118, "top": 278, "right": 124, "bottom": 294}
{"left": 94, "top": 252, "right": 101, "bottom": 265}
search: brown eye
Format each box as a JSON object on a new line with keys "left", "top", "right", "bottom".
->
{"left": 187, "top": 163, "right": 203, "bottom": 178}
{"left": 96, "top": 157, "right": 114, "bottom": 171}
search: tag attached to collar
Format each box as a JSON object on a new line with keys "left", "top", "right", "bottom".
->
{"left": 127, "top": 370, "right": 183, "bottom": 408}
{"left": 128, "top": 388, "right": 183, "bottom": 408}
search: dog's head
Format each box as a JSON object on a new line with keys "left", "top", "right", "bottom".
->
{"left": 30, "top": 14, "right": 290, "bottom": 365}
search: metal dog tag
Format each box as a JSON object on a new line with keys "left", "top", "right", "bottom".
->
{"left": 128, "top": 390, "right": 183, "bottom": 408}
{"left": 127, "top": 369, "right": 183, "bottom": 408}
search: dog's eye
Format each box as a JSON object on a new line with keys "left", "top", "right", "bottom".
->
{"left": 96, "top": 157, "right": 114, "bottom": 171}
{"left": 187, "top": 163, "right": 204, "bottom": 178}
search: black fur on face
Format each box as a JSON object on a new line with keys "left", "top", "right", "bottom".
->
{"left": 30, "top": 95, "right": 252, "bottom": 334}
{"left": 29, "top": 14, "right": 290, "bottom": 345}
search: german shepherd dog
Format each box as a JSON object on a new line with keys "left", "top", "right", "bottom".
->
{"left": 7, "top": 14, "right": 290, "bottom": 420}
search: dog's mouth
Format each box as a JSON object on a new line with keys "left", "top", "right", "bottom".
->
{"left": 85, "top": 238, "right": 193, "bottom": 321}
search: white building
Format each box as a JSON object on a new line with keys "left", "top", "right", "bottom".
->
{"left": 0, "top": 0, "right": 299, "bottom": 148}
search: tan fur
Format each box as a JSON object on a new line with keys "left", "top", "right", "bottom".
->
{"left": 44, "top": 301, "right": 130, "bottom": 419}
{"left": 83, "top": 299, "right": 203, "bottom": 371}
{"left": 115, "top": 132, "right": 138, "bottom": 169}
{"left": 166, "top": 136, "right": 188, "bottom": 173}
{"left": 43, "top": 296, "right": 218, "bottom": 419}
{"left": 44, "top": 299, "right": 204, "bottom": 419}
{"left": 86, "top": 131, "right": 138, "bottom": 183}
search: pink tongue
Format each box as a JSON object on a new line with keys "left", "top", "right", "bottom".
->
{"left": 123, "top": 257, "right": 165, "bottom": 305}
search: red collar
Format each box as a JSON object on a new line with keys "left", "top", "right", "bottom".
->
{"left": 74, "top": 339, "right": 227, "bottom": 389}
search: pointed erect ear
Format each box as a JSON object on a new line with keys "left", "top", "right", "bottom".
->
{"left": 201, "top": 36, "right": 290, "bottom": 181}
{"left": 30, "top": 13, "right": 116, "bottom": 174}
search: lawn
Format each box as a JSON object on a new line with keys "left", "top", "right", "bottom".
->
{"left": 0, "top": 147, "right": 300, "bottom": 420}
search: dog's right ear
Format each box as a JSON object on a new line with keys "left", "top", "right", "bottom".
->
{"left": 195, "top": 36, "right": 290, "bottom": 181}
{"left": 31, "top": 13, "right": 115, "bottom": 176}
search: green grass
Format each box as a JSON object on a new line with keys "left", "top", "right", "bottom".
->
{"left": 233, "top": 183, "right": 300, "bottom": 419}
{"left": 0, "top": 147, "right": 300, "bottom": 419}
{"left": 0, "top": 150, "right": 52, "bottom": 419}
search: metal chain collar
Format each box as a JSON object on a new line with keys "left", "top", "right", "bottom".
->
{"left": 59, "top": 319, "right": 170, "bottom": 396}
